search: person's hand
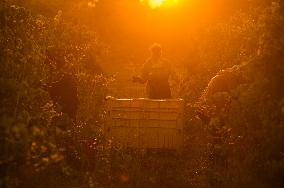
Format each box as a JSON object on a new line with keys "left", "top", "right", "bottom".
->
{"left": 132, "top": 76, "right": 142, "bottom": 83}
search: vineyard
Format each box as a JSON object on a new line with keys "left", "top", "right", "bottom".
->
{"left": 0, "top": 0, "right": 284, "bottom": 187}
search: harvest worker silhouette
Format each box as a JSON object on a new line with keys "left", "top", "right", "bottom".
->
{"left": 133, "top": 43, "right": 172, "bottom": 99}
{"left": 44, "top": 46, "right": 79, "bottom": 121}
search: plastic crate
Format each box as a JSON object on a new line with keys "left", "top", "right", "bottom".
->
{"left": 105, "top": 98, "right": 184, "bottom": 151}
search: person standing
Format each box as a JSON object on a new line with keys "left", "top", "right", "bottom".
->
{"left": 45, "top": 46, "right": 79, "bottom": 121}
{"left": 133, "top": 43, "right": 172, "bottom": 99}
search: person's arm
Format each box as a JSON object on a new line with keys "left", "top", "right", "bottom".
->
{"left": 165, "top": 59, "right": 178, "bottom": 82}
{"left": 141, "top": 61, "right": 151, "bottom": 83}
{"left": 133, "top": 61, "right": 150, "bottom": 84}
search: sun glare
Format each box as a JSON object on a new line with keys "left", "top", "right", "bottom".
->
{"left": 140, "top": 0, "right": 166, "bottom": 9}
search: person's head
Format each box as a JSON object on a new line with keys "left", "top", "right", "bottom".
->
{"left": 46, "top": 46, "right": 66, "bottom": 70}
{"left": 150, "top": 43, "right": 162, "bottom": 59}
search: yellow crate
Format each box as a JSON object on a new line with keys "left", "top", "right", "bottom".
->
{"left": 105, "top": 98, "right": 184, "bottom": 151}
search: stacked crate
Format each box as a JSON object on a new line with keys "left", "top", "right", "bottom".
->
{"left": 105, "top": 98, "right": 184, "bottom": 151}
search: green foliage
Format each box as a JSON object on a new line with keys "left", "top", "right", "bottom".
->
{"left": 0, "top": 2, "right": 111, "bottom": 187}
{"left": 186, "top": 2, "right": 284, "bottom": 187}
{"left": 1, "top": 0, "right": 283, "bottom": 188}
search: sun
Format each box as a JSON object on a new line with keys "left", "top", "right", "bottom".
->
{"left": 140, "top": 0, "right": 166, "bottom": 9}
